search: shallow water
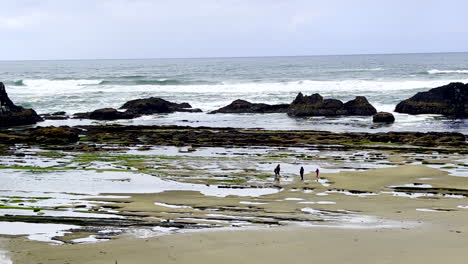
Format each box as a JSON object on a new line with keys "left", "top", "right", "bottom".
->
{"left": 0, "top": 169, "right": 279, "bottom": 197}
{"left": 0, "top": 222, "right": 78, "bottom": 243}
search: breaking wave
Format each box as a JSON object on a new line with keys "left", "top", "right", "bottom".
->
{"left": 427, "top": 69, "right": 468, "bottom": 74}
{"left": 8, "top": 78, "right": 468, "bottom": 96}
{"left": 98, "top": 79, "right": 183, "bottom": 85}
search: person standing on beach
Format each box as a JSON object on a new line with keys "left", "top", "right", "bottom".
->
{"left": 274, "top": 164, "right": 281, "bottom": 181}
{"left": 300, "top": 166, "right": 304, "bottom": 181}
{"left": 315, "top": 168, "right": 320, "bottom": 181}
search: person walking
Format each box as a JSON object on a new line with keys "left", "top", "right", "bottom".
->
{"left": 300, "top": 166, "right": 304, "bottom": 181}
{"left": 274, "top": 164, "right": 281, "bottom": 182}
{"left": 315, "top": 168, "right": 320, "bottom": 181}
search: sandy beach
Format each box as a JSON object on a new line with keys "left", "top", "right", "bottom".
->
{"left": 5, "top": 164, "right": 468, "bottom": 264}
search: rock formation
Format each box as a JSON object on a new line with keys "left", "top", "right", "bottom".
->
{"left": 88, "top": 108, "right": 137, "bottom": 120}
{"left": 41, "top": 111, "right": 69, "bottom": 120}
{"left": 287, "top": 93, "right": 376, "bottom": 117}
{"left": 344, "top": 96, "right": 377, "bottom": 115}
{"left": 120, "top": 97, "right": 201, "bottom": 115}
{"left": 0, "top": 82, "right": 43, "bottom": 127}
{"left": 395, "top": 82, "right": 468, "bottom": 117}
{"left": 373, "top": 112, "right": 395, "bottom": 123}
{"left": 74, "top": 97, "right": 201, "bottom": 120}
{"left": 209, "top": 99, "right": 289, "bottom": 114}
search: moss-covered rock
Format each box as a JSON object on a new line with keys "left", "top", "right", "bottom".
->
{"left": 31, "top": 126, "right": 80, "bottom": 144}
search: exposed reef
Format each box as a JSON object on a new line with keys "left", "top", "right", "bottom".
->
{"left": 287, "top": 93, "right": 377, "bottom": 117}
{"left": 210, "top": 99, "right": 289, "bottom": 114}
{"left": 395, "top": 82, "right": 468, "bottom": 117}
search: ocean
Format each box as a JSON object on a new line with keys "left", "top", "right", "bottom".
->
{"left": 1, "top": 53, "right": 467, "bottom": 133}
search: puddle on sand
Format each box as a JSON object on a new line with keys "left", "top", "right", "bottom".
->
{"left": 0, "top": 249, "right": 12, "bottom": 264}
{"left": 0, "top": 208, "right": 124, "bottom": 218}
{"left": 326, "top": 190, "right": 377, "bottom": 197}
{"left": 239, "top": 201, "right": 268, "bottom": 205}
{"left": 284, "top": 198, "right": 304, "bottom": 201}
{"left": 390, "top": 183, "right": 433, "bottom": 188}
{"left": 0, "top": 238, "right": 12, "bottom": 264}
{"left": 71, "top": 235, "right": 109, "bottom": 244}
{"left": 416, "top": 208, "right": 452, "bottom": 212}
{"left": 300, "top": 208, "right": 416, "bottom": 229}
{"left": 0, "top": 222, "right": 78, "bottom": 243}
{"left": 426, "top": 164, "right": 468, "bottom": 177}
{"left": 298, "top": 201, "right": 336, "bottom": 205}
{"left": 385, "top": 191, "right": 465, "bottom": 199}
{"left": 130, "top": 226, "right": 179, "bottom": 238}
{"left": 0, "top": 169, "right": 279, "bottom": 198}
{"left": 154, "top": 202, "right": 193, "bottom": 209}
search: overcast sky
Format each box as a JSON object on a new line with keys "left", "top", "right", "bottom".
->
{"left": 1, "top": 0, "right": 467, "bottom": 60}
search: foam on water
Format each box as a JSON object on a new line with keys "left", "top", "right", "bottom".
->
{"left": 427, "top": 69, "right": 468, "bottom": 74}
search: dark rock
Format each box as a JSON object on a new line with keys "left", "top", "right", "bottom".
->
{"left": 395, "top": 82, "right": 468, "bottom": 117}
{"left": 175, "top": 108, "right": 203, "bottom": 113}
{"left": 31, "top": 126, "right": 79, "bottom": 144}
{"left": 89, "top": 108, "right": 138, "bottom": 120}
{"left": 291, "top": 93, "right": 323, "bottom": 105}
{"left": 373, "top": 112, "right": 395, "bottom": 123}
{"left": 73, "top": 112, "right": 91, "bottom": 119}
{"left": 41, "top": 111, "right": 69, "bottom": 120}
{"left": 344, "top": 96, "right": 377, "bottom": 115}
{"left": 0, "top": 82, "right": 43, "bottom": 127}
{"left": 209, "top": 99, "right": 289, "bottom": 114}
{"left": 288, "top": 93, "right": 376, "bottom": 117}
{"left": 120, "top": 97, "right": 199, "bottom": 115}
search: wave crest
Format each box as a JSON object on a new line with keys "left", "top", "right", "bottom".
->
{"left": 427, "top": 69, "right": 468, "bottom": 74}
{"left": 98, "top": 79, "right": 182, "bottom": 85}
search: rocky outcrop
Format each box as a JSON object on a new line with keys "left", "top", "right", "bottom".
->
{"left": 287, "top": 93, "right": 376, "bottom": 117}
{"left": 88, "top": 108, "right": 137, "bottom": 120}
{"left": 373, "top": 112, "right": 395, "bottom": 123}
{"left": 209, "top": 99, "right": 289, "bottom": 114}
{"left": 0, "top": 82, "right": 43, "bottom": 127}
{"left": 395, "top": 82, "right": 468, "bottom": 117}
{"left": 41, "top": 111, "right": 69, "bottom": 120}
{"left": 120, "top": 97, "right": 202, "bottom": 115}
{"left": 344, "top": 96, "right": 377, "bottom": 115}
{"left": 73, "top": 97, "right": 201, "bottom": 120}
{"left": 73, "top": 108, "right": 137, "bottom": 121}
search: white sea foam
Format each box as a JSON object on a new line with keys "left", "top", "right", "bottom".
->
{"left": 9, "top": 78, "right": 468, "bottom": 97}
{"left": 427, "top": 69, "right": 468, "bottom": 74}
{"left": 17, "top": 79, "right": 102, "bottom": 94}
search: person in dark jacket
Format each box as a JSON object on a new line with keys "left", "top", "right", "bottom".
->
{"left": 274, "top": 164, "right": 281, "bottom": 181}
{"left": 300, "top": 166, "right": 304, "bottom": 181}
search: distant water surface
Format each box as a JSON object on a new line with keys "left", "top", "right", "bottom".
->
{"left": 1, "top": 53, "right": 467, "bottom": 133}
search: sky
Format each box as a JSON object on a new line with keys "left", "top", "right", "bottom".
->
{"left": 0, "top": 0, "right": 467, "bottom": 60}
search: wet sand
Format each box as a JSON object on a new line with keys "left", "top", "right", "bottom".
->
{"left": 7, "top": 164, "right": 468, "bottom": 264}
{"left": 8, "top": 223, "right": 468, "bottom": 264}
